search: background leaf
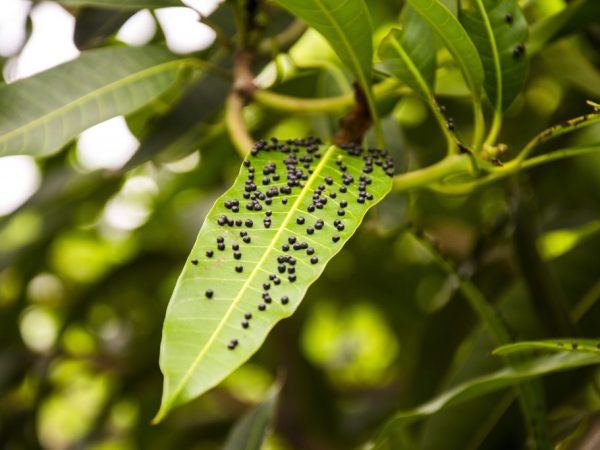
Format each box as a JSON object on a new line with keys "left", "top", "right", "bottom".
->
{"left": 55, "top": 0, "right": 180, "bottom": 9}
{"left": 493, "top": 339, "right": 600, "bottom": 356}
{"left": 155, "top": 140, "right": 393, "bottom": 421}
{"left": 378, "top": 7, "right": 436, "bottom": 100}
{"left": 407, "top": 0, "right": 484, "bottom": 96}
{"left": 460, "top": 0, "right": 529, "bottom": 110}
{"left": 223, "top": 386, "right": 280, "bottom": 450}
{"left": 0, "top": 46, "right": 185, "bottom": 158}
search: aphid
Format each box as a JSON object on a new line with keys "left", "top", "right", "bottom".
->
{"left": 307, "top": 247, "right": 315, "bottom": 255}
{"left": 281, "top": 296, "right": 289, "bottom": 305}
{"left": 232, "top": 244, "right": 240, "bottom": 251}
{"left": 310, "top": 256, "right": 319, "bottom": 264}
{"left": 217, "top": 236, "right": 224, "bottom": 243}
{"left": 332, "top": 235, "right": 340, "bottom": 243}
{"left": 263, "top": 282, "right": 271, "bottom": 290}
{"left": 282, "top": 244, "right": 290, "bottom": 251}
{"left": 241, "top": 320, "right": 249, "bottom": 329}
{"left": 234, "top": 251, "right": 242, "bottom": 260}
{"left": 289, "top": 274, "right": 297, "bottom": 282}
{"left": 218, "top": 242, "right": 226, "bottom": 251}
{"left": 245, "top": 219, "right": 254, "bottom": 227}
{"left": 228, "top": 339, "right": 238, "bottom": 350}
{"left": 205, "top": 290, "right": 214, "bottom": 299}
{"left": 297, "top": 217, "right": 305, "bottom": 225}
{"left": 288, "top": 266, "right": 295, "bottom": 274}
{"left": 243, "top": 235, "right": 251, "bottom": 244}
{"left": 504, "top": 12, "right": 513, "bottom": 24}
{"left": 337, "top": 209, "right": 345, "bottom": 217}
{"left": 512, "top": 43, "right": 525, "bottom": 58}
{"left": 206, "top": 250, "right": 214, "bottom": 258}
{"left": 273, "top": 277, "right": 281, "bottom": 285}
{"left": 278, "top": 264, "right": 286, "bottom": 273}
{"left": 263, "top": 293, "right": 272, "bottom": 303}
{"left": 258, "top": 303, "right": 266, "bottom": 311}
{"left": 288, "top": 236, "right": 297, "bottom": 244}
{"left": 244, "top": 312, "right": 252, "bottom": 320}
{"left": 235, "top": 265, "right": 243, "bottom": 273}
{"left": 288, "top": 257, "right": 296, "bottom": 266}
{"left": 336, "top": 223, "right": 345, "bottom": 231}
{"left": 340, "top": 200, "right": 348, "bottom": 208}
{"left": 269, "top": 273, "right": 276, "bottom": 280}
{"left": 191, "top": 258, "right": 198, "bottom": 265}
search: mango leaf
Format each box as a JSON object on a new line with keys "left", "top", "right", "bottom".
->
{"left": 493, "top": 339, "right": 600, "bottom": 356}
{"left": 460, "top": 0, "right": 529, "bottom": 110}
{"left": 0, "top": 46, "right": 185, "bottom": 158}
{"left": 56, "top": 0, "right": 180, "bottom": 9}
{"left": 223, "top": 386, "right": 280, "bottom": 450}
{"left": 378, "top": 7, "right": 436, "bottom": 100}
{"left": 74, "top": 8, "right": 135, "bottom": 50}
{"left": 374, "top": 352, "right": 600, "bottom": 449}
{"left": 154, "top": 139, "right": 394, "bottom": 421}
{"left": 272, "top": 0, "right": 380, "bottom": 139}
{"left": 407, "top": 0, "right": 484, "bottom": 96}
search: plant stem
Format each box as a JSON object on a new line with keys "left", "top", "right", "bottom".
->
{"left": 225, "top": 93, "right": 253, "bottom": 158}
{"left": 472, "top": 97, "right": 485, "bottom": 151}
{"left": 392, "top": 155, "right": 473, "bottom": 192}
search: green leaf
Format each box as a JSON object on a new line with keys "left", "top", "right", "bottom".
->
{"left": 493, "top": 339, "right": 600, "bottom": 356}
{"left": 272, "top": 0, "right": 382, "bottom": 144}
{"left": 56, "top": 0, "right": 180, "bottom": 9}
{"left": 407, "top": 0, "right": 484, "bottom": 96}
{"left": 223, "top": 386, "right": 280, "bottom": 450}
{"left": 375, "top": 352, "right": 600, "bottom": 449}
{"left": 0, "top": 46, "right": 185, "bottom": 158}
{"left": 378, "top": 8, "right": 436, "bottom": 100}
{"left": 155, "top": 140, "right": 394, "bottom": 421}
{"left": 460, "top": 0, "right": 529, "bottom": 110}
{"left": 74, "top": 8, "right": 134, "bottom": 50}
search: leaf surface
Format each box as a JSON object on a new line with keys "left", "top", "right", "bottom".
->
{"left": 407, "top": 0, "right": 484, "bottom": 96}
{"left": 460, "top": 0, "right": 528, "bottom": 110}
{"left": 378, "top": 8, "right": 436, "bottom": 100}
{"left": 223, "top": 386, "right": 280, "bottom": 450}
{"left": 375, "top": 352, "right": 600, "bottom": 449}
{"left": 493, "top": 339, "right": 600, "bottom": 356}
{"left": 0, "top": 46, "right": 184, "bottom": 158}
{"left": 56, "top": 0, "right": 180, "bottom": 8}
{"left": 155, "top": 139, "right": 393, "bottom": 421}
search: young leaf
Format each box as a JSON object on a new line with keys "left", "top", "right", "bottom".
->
{"left": 223, "top": 386, "right": 280, "bottom": 450}
{"left": 407, "top": 0, "right": 484, "bottom": 96}
{"left": 378, "top": 8, "right": 436, "bottom": 100}
{"left": 460, "top": 0, "right": 529, "bottom": 111}
{"left": 493, "top": 339, "right": 600, "bottom": 356}
{"left": 56, "top": 0, "right": 180, "bottom": 8}
{"left": 154, "top": 139, "right": 394, "bottom": 421}
{"left": 0, "top": 46, "right": 185, "bottom": 158}
{"left": 374, "top": 352, "right": 600, "bottom": 449}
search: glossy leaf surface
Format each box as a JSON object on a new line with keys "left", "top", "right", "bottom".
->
{"left": 460, "top": 0, "right": 529, "bottom": 110}
{"left": 0, "top": 46, "right": 184, "bottom": 158}
{"left": 155, "top": 139, "right": 394, "bottom": 421}
{"left": 407, "top": 0, "right": 484, "bottom": 96}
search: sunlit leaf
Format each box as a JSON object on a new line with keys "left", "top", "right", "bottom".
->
{"left": 460, "top": 0, "right": 529, "bottom": 110}
{"left": 223, "top": 386, "right": 280, "bottom": 450}
{"left": 155, "top": 139, "right": 394, "bottom": 421}
{"left": 0, "top": 46, "right": 186, "bottom": 158}
{"left": 407, "top": 0, "right": 484, "bottom": 96}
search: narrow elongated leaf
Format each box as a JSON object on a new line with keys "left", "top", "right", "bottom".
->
{"left": 493, "top": 339, "right": 600, "bottom": 356}
{"left": 460, "top": 0, "right": 529, "bottom": 110}
{"left": 407, "top": 0, "right": 484, "bottom": 95}
{"left": 155, "top": 139, "right": 394, "bottom": 421}
{"left": 223, "top": 386, "right": 280, "bottom": 450}
{"left": 378, "top": 8, "right": 436, "bottom": 100}
{"left": 56, "top": 0, "right": 180, "bottom": 9}
{"left": 0, "top": 46, "right": 185, "bottom": 158}
{"left": 375, "top": 352, "right": 600, "bottom": 449}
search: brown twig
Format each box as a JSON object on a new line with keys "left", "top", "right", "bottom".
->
{"left": 333, "top": 83, "right": 373, "bottom": 146}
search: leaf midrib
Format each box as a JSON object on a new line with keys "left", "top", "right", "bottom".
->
{"left": 0, "top": 58, "right": 182, "bottom": 150}
{"left": 166, "top": 145, "right": 338, "bottom": 406}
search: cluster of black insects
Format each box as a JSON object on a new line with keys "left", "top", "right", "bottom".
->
{"left": 191, "top": 137, "right": 394, "bottom": 351}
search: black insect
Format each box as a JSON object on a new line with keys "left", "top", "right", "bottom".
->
{"left": 504, "top": 12, "right": 513, "bottom": 24}
{"left": 218, "top": 242, "right": 225, "bottom": 251}
{"left": 217, "top": 236, "right": 224, "bottom": 243}
{"left": 337, "top": 209, "right": 345, "bottom": 217}
{"left": 244, "top": 312, "right": 252, "bottom": 320}
{"left": 289, "top": 274, "right": 297, "bottom": 282}
{"left": 288, "top": 236, "right": 297, "bottom": 244}
{"left": 288, "top": 266, "right": 295, "bottom": 274}
{"left": 232, "top": 244, "right": 239, "bottom": 251}
{"left": 234, "top": 251, "right": 242, "bottom": 260}
{"left": 228, "top": 339, "right": 238, "bottom": 350}
{"left": 243, "top": 235, "right": 251, "bottom": 244}
{"left": 241, "top": 320, "right": 249, "bottom": 329}
{"left": 512, "top": 43, "right": 525, "bottom": 58}
{"left": 282, "top": 244, "right": 290, "bottom": 252}
{"left": 281, "top": 296, "right": 289, "bottom": 305}
{"left": 235, "top": 265, "right": 243, "bottom": 273}
{"left": 306, "top": 247, "right": 315, "bottom": 255}
{"left": 191, "top": 259, "right": 198, "bottom": 265}
{"left": 332, "top": 235, "right": 340, "bottom": 243}
{"left": 206, "top": 250, "right": 214, "bottom": 258}
{"left": 263, "top": 282, "right": 271, "bottom": 290}
{"left": 297, "top": 217, "right": 305, "bottom": 225}
{"left": 205, "top": 290, "right": 214, "bottom": 299}
{"left": 258, "top": 303, "right": 266, "bottom": 311}
{"left": 245, "top": 219, "right": 254, "bottom": 227}
{"left": 278, "top": 264, "right": 286, "bottom": 273}
{"left": 340, "top": 200, "right": 348, "bottom": 208}
{"left": 310, "top": 256, "right": 319, "bottom": 264}
{"left": 307, "top": 227, "right": 314, "bottom": 235}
